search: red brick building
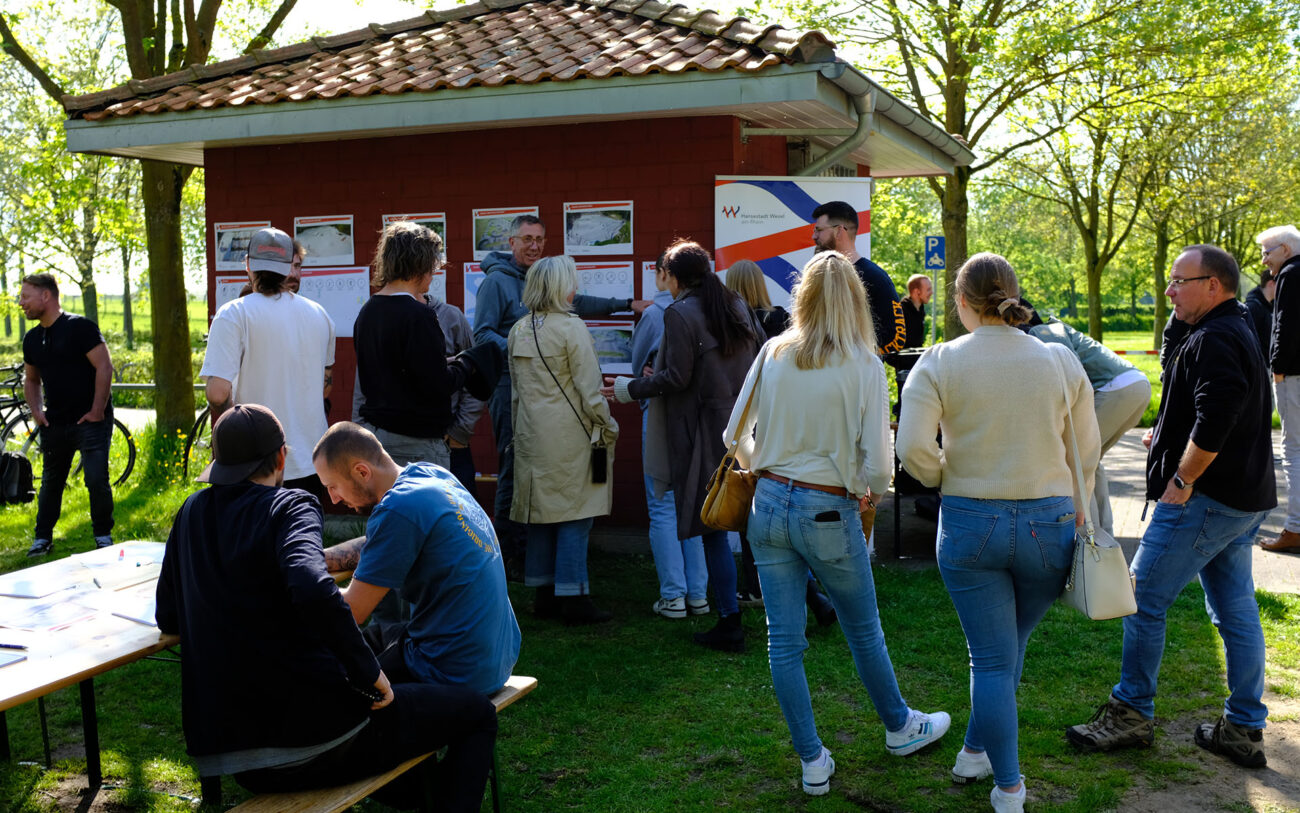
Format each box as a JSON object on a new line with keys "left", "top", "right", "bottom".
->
{"left": 64, "top": 0, "right": 971, "bottom": 523}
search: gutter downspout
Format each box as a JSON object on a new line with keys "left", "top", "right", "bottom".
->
{"left": 797, "top": 67, "right": 875, "bottom": 177}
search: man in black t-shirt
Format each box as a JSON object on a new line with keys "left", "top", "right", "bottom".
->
{"left": 810, "top": 201, "right": 907, "bottom": 354}
{"left": 902, "top": 274, "right": 933, "bottom": 349}
{"left": 19, "top": 274, "right": 115, "bottom": 556}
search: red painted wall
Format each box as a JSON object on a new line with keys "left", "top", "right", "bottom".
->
{"left": 203, "top": 115, "right": 787, "bottom": 524}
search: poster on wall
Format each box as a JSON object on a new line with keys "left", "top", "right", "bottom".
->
{"left": 382, "top": 212, "right": 447, "bottom": 245}
{"left": 213, "top": 275, "right": 247, "bottom": 312}
{"left": 295, "top": 215, "right": 355, "bottom": 267}
{"left": 640, "top": 261, "right": 657, "bottom": 301}
{"left": 213, "top": 221, "right": 271, "bottom": 271}
{"left": 472, "top": 206, "right": 538, "bottom": 261}
{"left": 564, "top": 201, "right": 633, "bottom": 255}
{"left": 575, "top": 261, "right": 634, "bottom": 310}
{"left": 429, "top": 268, "right": 447, "bottom": 304}
{"left": 714, "top": 176, "right": 872, "bottom": 308}
{"left": 462, "top": 262, "right": 485, "bottom": 322}
{"left": 296, "top": 267, "right": 370, "bottom": 337}
{"left": 585, "top": 320, "right": 634, "bottom": 374}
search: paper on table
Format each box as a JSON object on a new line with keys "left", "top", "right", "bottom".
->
{"left": 0, "top": 570, "right": 78, "bottom": 599}
{"left": 0, "top": 651, "right": 26, "bottom": 669}
{"left": 94, "top": 582, "right": 158, "bottom": 627}
{"left": 0, "top": 592, "right": 98, "bottom": 632}
{"left": 73, "top": 541, "right": 165, "bottom": 591}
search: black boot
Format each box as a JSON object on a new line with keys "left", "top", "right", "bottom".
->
{"left": 562, "top": 595, "right": 613, "bottom": 626}
{"left": 806, "top": 582, "right": 837, "bottom": 627}
{"left": 693, "top": 613, "right": 745, "bottom": 652}
{"left": 534, "top": 585, "right": 562, "bottom": 620}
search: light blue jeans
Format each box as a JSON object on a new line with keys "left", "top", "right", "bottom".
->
{"left": 1276, "top": 376, "right": 1300, "bottom": 532}
{"left": 642, "top": 411, "right": 707, "bottom": 601}
{"left": 938, "top": 495, "right": 1075, "bottom": 788}
{"left": 1114, "top": 494, "right": 1269, "bottom": 728}
{"left": 524, "top": 517, "right": 594, "bottom": 597}
{"left": 748, "top": 476, "right": 911, "bottom": 760}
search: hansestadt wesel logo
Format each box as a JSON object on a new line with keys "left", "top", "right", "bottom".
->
{"left": 721, "top": 206, "right": 741, "bottom": 218}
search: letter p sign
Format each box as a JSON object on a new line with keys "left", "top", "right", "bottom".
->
{"left": 924, "top": 236, "right": 945, "bottom": 270}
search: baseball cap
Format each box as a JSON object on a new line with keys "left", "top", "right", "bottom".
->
{"left": 198, "top": 404, "right": 286, "bottom": 485}
{"left": 247, "top": 228, "right": 294, "bottom": 275}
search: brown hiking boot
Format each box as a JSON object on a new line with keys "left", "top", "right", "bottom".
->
{"left": 1065, "top": 696, "right": 1155, "bottom": 751}
{"left": 1194, "top": 716, "right": 1266, "bottom": 768}
{"left": 1260, "top": 528, "right": 1300, "bottom": 553}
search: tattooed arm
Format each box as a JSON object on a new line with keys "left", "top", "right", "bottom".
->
{"left": 323, "top": 535, "right": 365, "bottom": 573}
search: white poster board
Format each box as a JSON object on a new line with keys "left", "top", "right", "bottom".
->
{"left": 564, "top": 201, "right": 633, "bottom": 255}
{"left": 213, "top": 275, "right": 247, "bottom": 313}
{"left": 213, "top": 221, "right": 271, "bottom": 271}
{"left": 714, "top": 176, "right": 872, "bottom": 308}
{"left": 575, "top": 261, "right": 634, "bottom": 310}
{"left": 429, "top": 268, "right": 447, "bottom": 305}
{"left": 463, "top": 263, "right": 486, "bottom": 322}
{"left": 295, "top": 215, "right": 355, "bottom": 267}
{"left": 586, "top": 320, "right": 635, "bottom": 374}
{"left": 297, "top": 267, "right": 370, "bottom": 337}
{"left": 472, "top": 206, "right": 538, "bottom": 261}
{"left": 382, "top": 212, "right": 447, "bottom": 245}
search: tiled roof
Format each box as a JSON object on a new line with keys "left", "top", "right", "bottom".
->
{"left": 64, "top": 0, "right": 837, "bottom": 121}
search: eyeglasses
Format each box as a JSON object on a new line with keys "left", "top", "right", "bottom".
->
{"left": 812, "top": 224, "right": 842, "bottom": 235}
{"left": 512, "top": 236, "right": 545, "bottom": 245}
{"left": 1262, "top": 245, "right": 1281, "bottom": 259}
{"left": 1168, "top": 275, "right": 1212, "bottom": 287}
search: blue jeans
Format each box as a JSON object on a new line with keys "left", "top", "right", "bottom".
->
{"left": 748, "top": 477, "right": 910, "bottom": 760}
{"left": 35, "top": 419, "right": 114, "bottom": 540}
{"left": 1114, "top": 494, "right": 1269, "bottom": 728}
{"left": 488, "top": 379, "right": 514, "bottom": 518}
{"left": 524, "top": 518, "right": 594, "bottom": 597}
{"left": 642, "top": 411, "right": 707, "bottom": 601}
{"left": 938, "top": 495, "right": 1075, "bottom": 788}
{"left": 702, "top": 530, "right": 739, "bottom": 617}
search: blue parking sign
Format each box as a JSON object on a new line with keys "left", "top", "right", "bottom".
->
{"left": 925, "top": 236, "right": 945, "bottom": 270}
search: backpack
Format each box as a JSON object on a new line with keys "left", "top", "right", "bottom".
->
{"left": 0, "top": 451, "right": 35, "bottom": 504}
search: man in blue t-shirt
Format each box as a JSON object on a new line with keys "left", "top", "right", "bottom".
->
{"left": 313, "top": 421, "right": 521, "bottom": 695}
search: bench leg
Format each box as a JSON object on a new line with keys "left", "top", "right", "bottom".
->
{"left": 79, "top": 679, "right": 101, "bottom": 787}
{"left": 490, "top": 745, "right": 501, "bottom": 813}
{"left": 200, "top": 775, "right": 222, "bottom": 807}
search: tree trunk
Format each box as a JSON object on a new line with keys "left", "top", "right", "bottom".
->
{"left": 16, "top": 253, "right": 25, "bottom": 336}
{"left": 1, "top": 264, "right": 11, "bottom": 338}
{"left": 141, "top": 160, "right": 195, "bottom": 442}
{"left": 80, "top": 278, "right": 99, "bottom": 325}
{"left": 1086, "top": 259, "right": 1105, "bottom": 341}
{"left": 121, "top": 243, "right": 134, "bottom": 350}
{"left": 1152, "top": 218, "right": 1170, "bottom": 349}
{"left": 941, "top": 168, "right": 971, "bottom": 340}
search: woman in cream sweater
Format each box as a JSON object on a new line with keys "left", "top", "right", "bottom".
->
{"left": 726, "top": 252, "right": 950, "bottom": 797}
{"left": 897, "top": 253, "right": 1099, "bottom": 813}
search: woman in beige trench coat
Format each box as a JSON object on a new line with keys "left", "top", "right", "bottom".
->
{"left": 509, "top": 255, "right": 619, "bottom": 626}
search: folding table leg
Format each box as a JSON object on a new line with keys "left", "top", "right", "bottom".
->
{"left": 199, "top": 775, "right": 222, "bottom": 806}
{"left": 0, "top": 710, "right": 9, "bottom": 761}
{"left": 37, "top": 697, "right": 50, "bottom": 767}
{"left": 490, "top": 746, "right": 502, "bottom": 813}
{"left": 79, "top": 680, "right": 101, "bottom": 787}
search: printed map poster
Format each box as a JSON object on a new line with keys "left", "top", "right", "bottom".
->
{"left": 714, "top": 176, "right": 871, "bottom": 308}
{"left": 213, "top": 275, "right": 247, "bottom": 313}
{"left": 297, "top": 267, "right": 370, "bottom": 337}
{"left": 473, "top": 206, "right": 537, "bottom": 261}
{"left": 382, "top": 212, "right": 447, "bottom": 245}
{"left": 641, "top": 260, "right": 716, "bottom": 299}
{"left": 295, "top": 215, "right": 355, "bottom": 267}
{"left": 576, "top": 261, "right": 634, "bottom": 311}
{"left": 214, "top": 220, "right": 271, "bottom": 271}
{"left": 564, "top": 201, "right": 633, "bottom": 255}
{"left": 463, "top": 263, "right": 486, "bottom": 322}
{"left": 429, "top": 268, "right": 447, "bottom": 305}
{"left": 586, "top": 320, "right": 634, "bottom": 374}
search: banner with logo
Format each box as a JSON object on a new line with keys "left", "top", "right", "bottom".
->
{"left": 715, "top": 176, "right": 871, "bottom": 307}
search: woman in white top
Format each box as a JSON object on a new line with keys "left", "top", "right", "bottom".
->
{"left": 726, "top": 252, "right": 950, "bottom": 797}
{"left": 897, "top": 252, "right": 1099, "bottom": 813}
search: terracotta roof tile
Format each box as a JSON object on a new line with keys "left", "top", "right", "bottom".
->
{"left": 64, "top": 0, "right": 838, "bottom": 118}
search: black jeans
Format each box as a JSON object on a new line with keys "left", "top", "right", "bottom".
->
{"left": 35, "top": 419, "right": 114, "bottom": 540}
{"left": 234, "top": 682, "right": 497, "bottom": 811}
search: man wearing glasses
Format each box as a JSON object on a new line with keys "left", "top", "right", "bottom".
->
{"left": 810, "top": 201, "right": 907, "bottom": 354}
{"left": 1068, "top": 245, "right": 1275, "bottom": 769}
{"left": 1256, "top": 226, "right": 1300, "bottom": 552}
{"left": 473, "top": 215, "right": 649, "bottom": 579}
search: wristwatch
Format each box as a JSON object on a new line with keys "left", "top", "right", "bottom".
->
{"left": 1173, "top": 472, "right": 1194, "bottom": 490}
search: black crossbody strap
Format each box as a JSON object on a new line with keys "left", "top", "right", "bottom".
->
{"left": 531, "top": 314, "right": 593, "bottom": 442}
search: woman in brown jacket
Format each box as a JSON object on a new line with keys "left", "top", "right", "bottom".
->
{"left": 608, "top": 240, "right": 763, "bottom": 651}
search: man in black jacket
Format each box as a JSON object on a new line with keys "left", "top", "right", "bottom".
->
{"left": 156, "top": 404, "right": 496, "bottom": 809}
{"left": 1257, "top": 225, "right": 1300, "bottom": 552}
{"left": 1067, "top": 245, "right": 1275, "bottom": 769}
{"left": 810, "top": 200, "right": 907, "bottom": 354}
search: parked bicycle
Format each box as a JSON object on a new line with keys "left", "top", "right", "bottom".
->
{"left": 183, "top": 404, "right": 212, "bottom": 481}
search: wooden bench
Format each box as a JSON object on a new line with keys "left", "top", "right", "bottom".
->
{"left": 219, "top": 675, "right": 537, "bottom": 813}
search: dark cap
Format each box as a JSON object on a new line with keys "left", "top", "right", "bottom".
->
{"left": 247, "top": 228, "right": 293, "bottom": 275}
{"left": 198, "top": 404, "right": 285, "bottom": 485}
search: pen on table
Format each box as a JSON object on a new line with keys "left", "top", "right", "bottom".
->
{"left": 93, "top": 577, "right": 102, "bottom": 589}
{"left": 0, "top": 643, "right": 27, "bottom": 651}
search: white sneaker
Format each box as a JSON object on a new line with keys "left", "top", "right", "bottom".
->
{"left": 886, "top": 709, "right": 951, "bottom": 756}
{"left": 652, "top": 596, "right": 686, "bottom": 619}
{"left": 687, "top": 597, "right": 711, "bottom": 616}
{"left": 800, "top": 746, "right": 834, "bottom": 796}
{"left": 952, "top": 748, "right": 993, "bottom": 784}
{"left": 990, "top": 776, "right": 1026, "bottom": 812}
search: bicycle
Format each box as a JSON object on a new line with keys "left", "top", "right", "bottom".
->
{"left": 0, "top": 401, "right": 137, "bottom": 488}
{"left": 183, "top": 404, "right": 212, "bottom": 481}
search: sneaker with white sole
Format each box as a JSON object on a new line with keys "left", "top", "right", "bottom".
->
{"left": 26, "top": 538, "right": 52, "bottom": 557}
{"left": 952, "top": 748, "right": 993, "bottom": 784}
{"left": 686, "top": 597, "right": 711, "bottom": 616}
{"left": 94, "top": 535, "right": 114, "bottom": 550}
{"left": 800, "top": 746, "right": 834, "bottom": 796}
{"left": 886, "top": 709, "right": 951, "bottom": 756}
{"left": 652, "top": 596, "right": 686, "bottom": 619}
{"left": 990, "top": 776, "right": 1026, "bottom": 813}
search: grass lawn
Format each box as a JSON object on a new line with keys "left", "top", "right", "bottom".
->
{"left": 0, "top": 439, "right": 1295, "bottom": 811}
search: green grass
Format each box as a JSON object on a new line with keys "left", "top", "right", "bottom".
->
{"left": 0, "top": 443, "right": 1295, "bottom": 811}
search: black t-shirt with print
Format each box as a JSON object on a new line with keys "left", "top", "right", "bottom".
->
{"left": 22, "top": 313, "right": 107, "bottom": 424}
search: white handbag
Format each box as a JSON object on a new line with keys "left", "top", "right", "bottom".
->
{"left": 1054, "top": 355, "right": 1138, "bottom": 620}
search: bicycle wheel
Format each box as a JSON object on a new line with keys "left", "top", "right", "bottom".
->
{"left": 1, "top": 413, "right": 43, "bottom": 483}
{"left": 184, "top": 407, "right": 212, "bottom": 480}
{"left": 107, "top": 418, "right": 137, "bottom": 487}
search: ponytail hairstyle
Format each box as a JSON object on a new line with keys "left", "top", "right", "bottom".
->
{"left": 954, "top": 252, "right": 1032, "bottom": 326}
{"left": 662, "top": 239, "right": 755, "bottom": 356}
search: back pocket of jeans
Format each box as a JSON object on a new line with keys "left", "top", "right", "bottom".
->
{"left": 938, "top": 504, "right": 998, "bottom": 566}
{"left": 1027, "top": 516, "right": 1075, "bottom": 572}
{"left": 798, "top": 513, "right": 853, "bottom": 563}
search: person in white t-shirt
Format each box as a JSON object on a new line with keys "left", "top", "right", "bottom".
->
{"left": 200, "top": 227, "right": 336, "bottom": 499}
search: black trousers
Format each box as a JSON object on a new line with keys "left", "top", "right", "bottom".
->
{"left": 35, "top": 420, "right": 114, "bottom": 540}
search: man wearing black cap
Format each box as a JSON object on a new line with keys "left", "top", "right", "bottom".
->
{"left": 156, "top": 404, "right": 497, "bottom": 808}
{"left": 200, "top": 227, "right": 336, "bottom": 500}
